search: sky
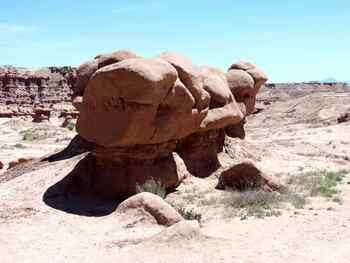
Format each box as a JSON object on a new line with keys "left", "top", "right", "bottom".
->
{"left": 0, "top": 0, "right": 349, "bottom": 82}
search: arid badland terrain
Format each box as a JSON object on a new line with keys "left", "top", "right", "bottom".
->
{"left": 1, "top": 51, "right": 350, "bottom": 263}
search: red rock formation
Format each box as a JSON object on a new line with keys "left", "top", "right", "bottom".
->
{"left": 65, "top": 50, "right": 270, "bottom": 199}
{"left": 0, "top": 66, "right": 76, "bottom": 118}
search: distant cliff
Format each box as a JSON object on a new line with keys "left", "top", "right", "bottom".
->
{"left": 0, "top": 66, "right": 76, "bottom": 106}
{"left": 0, "top": 66, "right": 77, "bottom": 117}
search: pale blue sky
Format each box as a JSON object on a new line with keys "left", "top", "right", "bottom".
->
{"left": 0, "top": 0, "right": 349, "bottom": 82}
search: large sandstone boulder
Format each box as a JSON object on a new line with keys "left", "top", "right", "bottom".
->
{"left": 77, "top": 58, "right": 178, "bottom": 146}
{"left": 77, "top": 57, "right": 212, "bottom": 147}
{"left": 68, "top": 50, "right": 270, "bottom": 199}
{"left": 117, "top": 192, "right": 184, "bottom": 226}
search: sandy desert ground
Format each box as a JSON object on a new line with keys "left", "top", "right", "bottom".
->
{"left": 1, "top": 88, "right": 350, "bottom": 263}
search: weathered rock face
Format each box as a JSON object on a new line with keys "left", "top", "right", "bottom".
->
{"left": 67, "top": 50, "right": 268, "bottom": 199}
{"left": 0, "top": 66, "right": 76, "bottom": 118}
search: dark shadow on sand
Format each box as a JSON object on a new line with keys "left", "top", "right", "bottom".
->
{"left": 43, "top": 156, "right": 120, "bottom": 217}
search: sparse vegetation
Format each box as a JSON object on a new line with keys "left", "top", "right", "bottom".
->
{"left": 224, "top": 188, "right": 306, "bottom": 219}
{"left": 168, "top": 170, "right": 348, "bottom": 220}
{"left": 287, "top": 170, "right": 348, "bottom": 202}
{"left": 167, "top": 183, "right": 307, "bottom": 220}
{"left": 21, "top": 127, "right": 53, "bottom": 141}
{"left": 20, "top": 127, "right": 66, "bottom": 141}
{"left": 66, "top": 121, "right": 75, "bottom": 131}
{"left": 135, "top": 178, "right": 166, "bottom": 199}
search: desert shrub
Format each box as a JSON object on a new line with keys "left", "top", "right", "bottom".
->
{"left": 66, "top": 121, "right": 75, "bottom": 131}
{"left": 288, "top": 170, "right": 348, "bottom": 202}
{"left": 220, "top": 184, "right": 308, "bottom": 219}
{"left": 225, "top": 189, "right": 305, "bottom": 219}
{"left": 135, "top": 178, "right": 166, "bottom": 199}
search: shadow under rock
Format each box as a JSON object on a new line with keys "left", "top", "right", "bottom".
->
{"left": 43, "top": 156, "right": 120, "bottom": 217}
{"left": 42, "top": 135, "right": 94, "bottom": 163}
{"left": 175, "top": 130, "right": 224, "bottom": 178}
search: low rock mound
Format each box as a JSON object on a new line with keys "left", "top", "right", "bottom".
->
{"left": 118, "top": 220, "right": 232, "bottom": 263}
{"left": 117, "top": 192, "right": 183, "bottom": 226}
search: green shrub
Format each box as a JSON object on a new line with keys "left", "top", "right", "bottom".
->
{"left": 135, "top": 178, "right": 166, "bottom": 199}
{"left": 66, "top": 122, "right": 75, "bottom": 131}
{"left": 288, "top": 170, "right": 348, "bottom": 201}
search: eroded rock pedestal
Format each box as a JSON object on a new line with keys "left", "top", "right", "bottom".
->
{"left": 66, "top": 49, "right": 275, "bottom": 199}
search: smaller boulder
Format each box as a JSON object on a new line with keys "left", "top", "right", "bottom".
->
{"left": 217, "top": 161, "right": 281, "bottom": 192}
{"left": 117, "top": 192, "right": 183, "bottom": 226}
